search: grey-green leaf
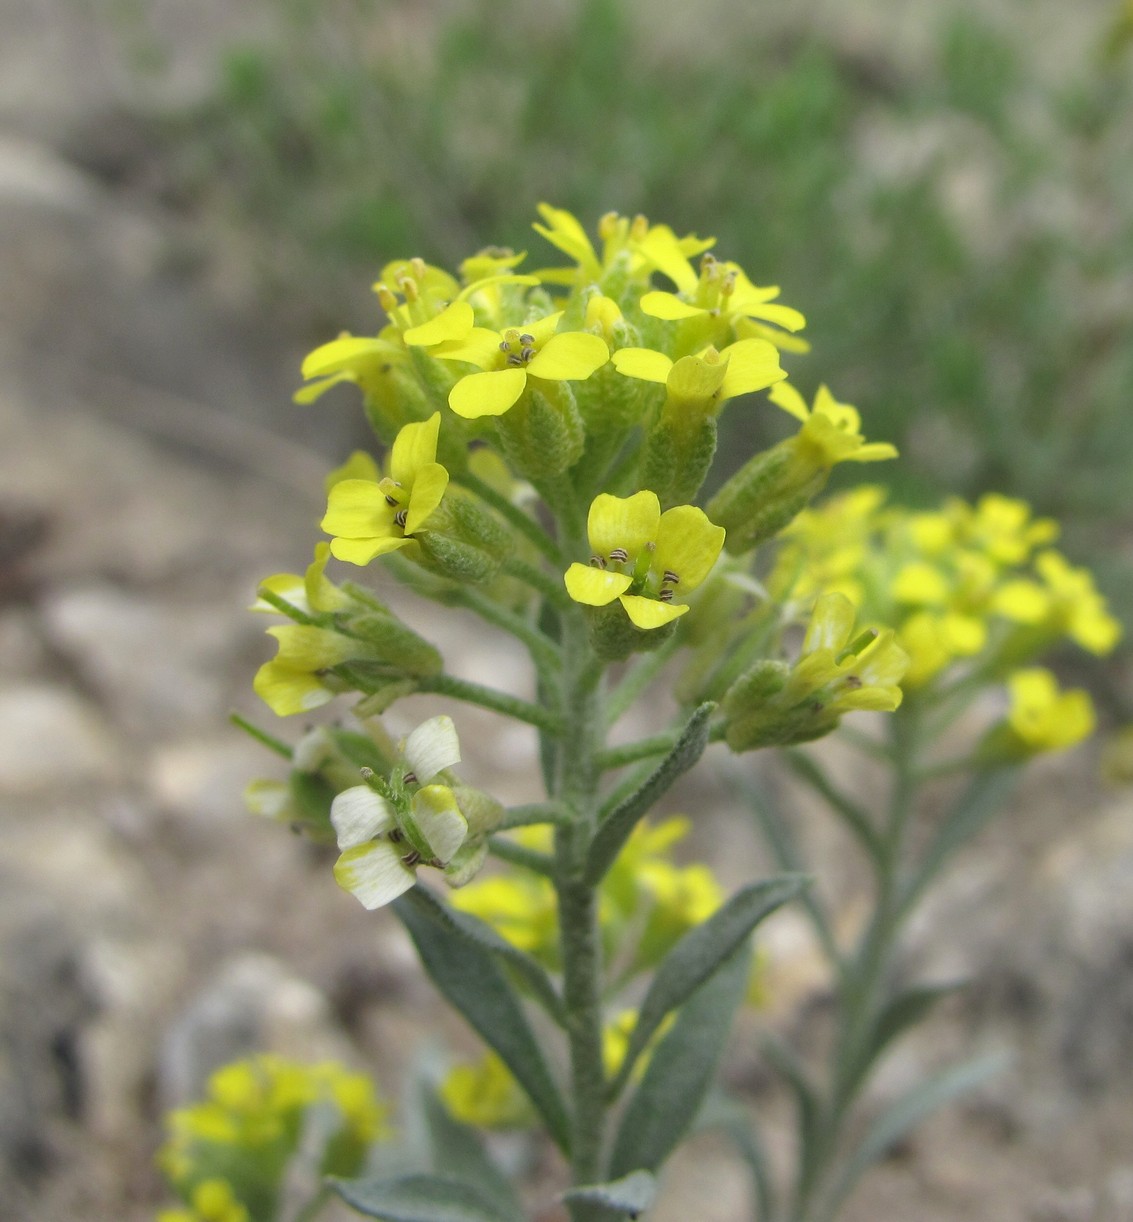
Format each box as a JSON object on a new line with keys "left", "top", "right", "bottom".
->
{"left": 562, "top": 1169, "right": 656, "bottom": 1217}
{"left": 609, "top": 944, "right": 750, "bottom": 1177}
{"left": 824, "top": 1051, "right": 1009, "bottom": 1216}
{"left": 420, "top": 1085, "right": 524, "bottom": 1222}
{"left": 399, "top": 883, "right": 565, "bottom": 1024}
{"left": 610, "top": 875, "right": 807, "bottom": 1097}
{"left": 393, "top": 889, "right": 570, "bottom": 1153}
{"left": 329, "top": 1172, "right": 505, "bottom": 1222}
{"left": 585, "top": 703, "right": 715, "bottom": 885}
{"left": 839, "top": 982, "right": 962, "bottom": 1106}
{"left": 693, "top": 1093, "right": 776, "bottom": 1222}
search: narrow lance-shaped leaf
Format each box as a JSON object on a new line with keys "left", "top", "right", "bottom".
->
{"left": 609, "top": 874, "right": 807, "bottom": 1098}
{"left": 837, "top": 981, "right": 963, "bottom": 1109}
{"left": 693, "top": 1092, "right": 777, "bottom": 1222}
{"left": 561, "top": 1170, "right": 657, "bottom": 1218}
{"left": 419, "top": 1084, "right": 524, "bottom": 1222}
{"left": 822, "top": 1051, "right": 1010, "bottom": 1219}
{"left": 585, "top": 703, "right": 715, "bottom": 884}
{"left": 329, "top": 1172, "right": 506, "bottom": 1222}
{"left": 399, "top": 883, "right": 565, "bottom": 1024}
{"left": 393, "top": 889, "right": 571, "bottom": 1153}
{"left": 609, "top": 944, "right": 750, "bottom": 1177}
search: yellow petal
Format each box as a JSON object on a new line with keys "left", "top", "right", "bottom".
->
{"left": 449, "top": 368, "right": 528, "bottom": 418}
{"left": 587, "top": 490, "right": 660, "bottom": 559}
{"left": 526, "top": 331, "right": 609, "bottom": 381}
{"left": 640, "top": 291, "right": 706, "bottom": 321}
{"left": 619, "top": 594, "right": 689, "bottom": 629}
{"left": 802, "top": 592, "right": 856, "bottom": 654}
{"left": 768, "top": 382, "right": 810, "bottom": 422}
{"left": 635, "top": 226, "right": 700, "bottom": 293}
{"left": 301, "top": 335, "right": 394, "bottom": 379}
{"left": 717, "top": 339, "right": 785, "bottom": 398}
{"left": 390, "top": 413, "right": 441, "bottom": 485}
{"left": 413, "top": 785, "right": 468, "bottom": 862}
{"left": 322, "top": 479, "right": 397, "bottom": 540}
{"left": 329, "top": 535, "right": 412, "bottom": 565}
{"left": 564, "top": 563, "right": 633, "bottom": 606}
{"left": 405, "top": 462, "right": 448, "bottom": 534}
{"left": 611, "top": 347, "right": 674, "bottom": 383}
{"left": 253, "top": 661, "right": 334, "bottom": 716}
{"left": 431, "top": 326, "right": 509, "bottom": 369}
{"left": 667, "top": 352, "right": 729, "bottom": 401}
{"left": 267, "top": 624, "right": 358, "bottom": 668}
{"left": 334, "top": 841, "right": 417, "bottom": 909}
{"left": 653, "top": 505, "right": 725, "bottom": 590}
{"left": 402, "top": 301, "right": 475, "bottom": 347}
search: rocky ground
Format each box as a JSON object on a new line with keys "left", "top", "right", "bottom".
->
{"left": 2, "top": 3, "right": 1133, "bottom": 1220}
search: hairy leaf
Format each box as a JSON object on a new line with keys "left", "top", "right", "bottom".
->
{"left": 330, "top": 1172, "right": 505, "bottom": 1222}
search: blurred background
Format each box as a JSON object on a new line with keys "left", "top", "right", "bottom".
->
{"left": 1, "top": 0, "right": 1132, "bottom": 1218}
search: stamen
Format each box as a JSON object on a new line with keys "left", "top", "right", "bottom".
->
{"left": 401, "top": 850, "right": 421, "bottom": 867}
{"left": 658, "top": 589, "right": 674, "bottom": 602}
{"left": 520, "top": 346, "right": 537, "bottom": 363}
{"left": 384, "top": 494, "right": 400, "bottom": 507}
{"left": 505, "top": 353, "right": 525, "bottom": 366}
{"left": 843, "top": 675, "right": 863, "bottom": 690}
{"left": 518, "top": 333, "right": 535, "bottom": 345}
{"left": 608, "top": 547, "right": 629, "bottom": 563}
{"left": 662, "top": 570, "right": 680, "bottom": 585}
{"left": 589, "top": 556, "right": 607, "bottom": 568}
{"left": 394, "top": 510, "right": 408, "bottom": 528}
{"left": 499, "top": 340, "right": 511, "bottom": 353}
{"left": 403, "top": 770, "right": 418, "bottom": 785}
{"left": 388, "top": 828, "right": 403, "bottom": 843}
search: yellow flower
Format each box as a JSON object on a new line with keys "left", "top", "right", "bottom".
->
{"left": 321, "top": 413, "right": 449, "bottom": 564}
{"left": 449, "top": 871, "right": 559, "bottom": 965}
{"left": 252, "top": 623, "right": 369, "bottom": 717}
{"left": 770, "top": 382, "right": 898, "bottom": 468}
{"left": 638, "top": 251, "right": 808, "bottom": 351}
{"left": 440, "top": 1050, "right": 535, "bottom": 1130}
{"left": 531, "top": 203, "right": 713, "bottom": 288}
{"left": 611, "top": 338, "right": 785, "bottom": 416}
{"left": 407, "top": 308, "right": 609, "bottom": 419}
{"left": 977, "top": 667, "right": 1096, "bottom": 761}
{"left": 564, "top": 491, "right": 726, "bottom": 629}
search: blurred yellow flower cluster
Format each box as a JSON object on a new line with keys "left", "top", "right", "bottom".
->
{"left": 158, "top": 1056, "right": 389, "bottom": 1222}
{"left": 770, "top": 487, "right": 1120, "bottom": 689}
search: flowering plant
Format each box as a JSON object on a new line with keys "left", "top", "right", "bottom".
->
{"left": 163, "top": 207, "right": 1119, "bottom": 1222}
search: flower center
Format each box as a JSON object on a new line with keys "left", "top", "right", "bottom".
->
{"left": 499, "top": 329, "right": 538, "bottom": 367}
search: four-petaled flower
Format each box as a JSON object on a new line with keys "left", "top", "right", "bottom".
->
{"left": 564, "top": 491, "right": 725, "bottom": 629}
{"left": 770, "top": 382, "right": 899, "bottom": 468}
{"left": 321, "top": 413, "right": 449, "bottom": 564}
{"left": 406, "top": 309, "right": 609, "bottom": 419}
{"left": 611, "top": 338, "right": 785, "bottom": 415}
{"left": 332, "top": 716, "right": 468, "bottom": 909}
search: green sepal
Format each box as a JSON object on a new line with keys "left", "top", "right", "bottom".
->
{"left": 585, "top": 703, "right": 715, "bottom": 884}
{"left": 392, "top": 890, "right": 570, "bottom": 1146}
{"left": 609, "top": 944, "right": 750, "bottom": 1177}
{"left": 583, "top": 599, "right": 679, "bottom": 663}
{"left": 609, "top": 875, "right": 808, "bottom": 1098}
{"left": 408, "top": 345, "right": 461, "bottom": 414}
{"left": 340, "top": 613, "right": 443, "bottom": 676}
{"left": 495, "top": 386, "right": 585, "bottom": 479}
{"left": 706, "top": 439, "right": 828, "bottom": 553}
{"left": 285, "top": 770, "right": 338, "bottom": 843}
{"left": 561, "top": 1170, "right": 656, "bottom": 1218}
{"left": 329, "top": 1172, "right": 506, "bottom": 1222}
{"left": 414, "top": 493, "right": 510, "bottom": 584}
{"left": 643, "top": 415, "right": 718, "bottom": 506}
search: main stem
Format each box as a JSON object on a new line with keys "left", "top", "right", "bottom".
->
{"left": 553, "top": 602, "right": 608, "bottom": 1214}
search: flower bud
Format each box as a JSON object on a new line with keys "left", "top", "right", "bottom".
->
{"left": 340, "top": 612, "right": 442, "bottom": 675}
{"left": 413, "top": 491, "right": 511, "bottom": 584}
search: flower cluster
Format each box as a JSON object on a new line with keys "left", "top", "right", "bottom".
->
{"left": 158, "top": 1056, "right": 389, "bottom": 1222}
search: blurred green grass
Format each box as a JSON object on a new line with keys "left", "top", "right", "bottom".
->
{"left": 148, "top": 0, "right": 1133, "bottom": 646}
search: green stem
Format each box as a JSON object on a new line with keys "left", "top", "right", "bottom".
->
{"left": 498, "top": 801, "right": 575, "bottom": 830}
{"left": 502, "top": 554, "right": 572, "bottom": 608}
{"left": 455, "top": 467, "right": 564, "bottom": 566}
{"left": 291, "top": 1184, "right": 331, "bottom": 1222}
{"left": 229, "top": 713, "right": 293, "bottom": 760}
{"left": 604, "top": 633, "right": 683, "bottom": 726}
{"left": 442, "top": 585, "right": 562, "bottom": 675}
{"left": 489, "top": 835, "right": 556, "bottom": 876}
{"left": 415, "top": 673, "right": 563, "bottom": 734}
{"left": 552, "top": 609, "right": 609, "bottom": 1216}
{"left": 596, "top": 732, "right": 679, "bottom": 771}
